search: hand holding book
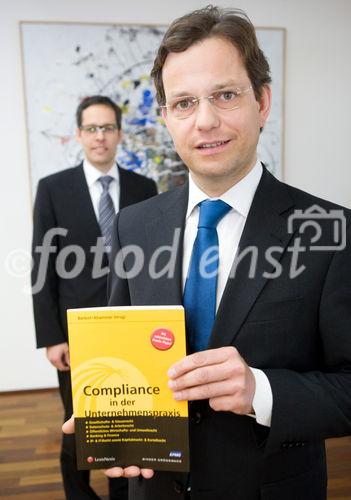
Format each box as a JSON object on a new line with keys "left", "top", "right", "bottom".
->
{"left": 62, "top": 415, "right": 155, "bottom": 479}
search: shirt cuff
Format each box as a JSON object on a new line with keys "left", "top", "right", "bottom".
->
{"left": 249, "top": 367, "right": 273, "bottom": 427}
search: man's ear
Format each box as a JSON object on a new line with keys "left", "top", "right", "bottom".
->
{"left": 116, "top": 129, "right": 123, "bottom": 144}
{"left": 161, "top": 107, "right": 170, "bottom": 131}
{"left": 75, "top": 127, "right": 82, "bottom": 144}
{"left": 258, "top": 84, "right": 272, "bottom": 128}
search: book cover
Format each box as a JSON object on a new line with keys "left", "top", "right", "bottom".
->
{"left": 67, "top": 306, "right": 189, "bottom": 472}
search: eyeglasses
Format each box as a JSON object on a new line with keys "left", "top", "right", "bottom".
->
{"left": 80, "top": 124, "right": 118, "bottom": 134}
{"left": 160, "top": 86, "right": 253, "bottom": 119}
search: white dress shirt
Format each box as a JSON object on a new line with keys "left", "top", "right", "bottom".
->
{"left": 82, "top": 160, "right": 120, "bottom": 219}
{"left": 182, "top": 160, "right": 272, "bottom": 427}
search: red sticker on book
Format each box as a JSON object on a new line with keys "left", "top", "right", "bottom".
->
{"left": 87, "top": 456, "right": 94, "bottom": 463}
{"left": 151, "top": 328, "right": 175, "bottom": 350}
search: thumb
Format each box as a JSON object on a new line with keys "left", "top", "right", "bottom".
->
{"left": 62, "top": 415, "right": 75, "bottom": 434}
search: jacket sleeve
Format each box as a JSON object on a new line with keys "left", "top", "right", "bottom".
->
{"left": 31, "top": 179, "right": 66, "bottom": 348}
{"left": 264, "top": 223, "right": 351, "bottom": 454}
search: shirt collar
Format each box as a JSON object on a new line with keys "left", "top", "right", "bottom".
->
{"left": 186, "top": 159, "right": 263, "bottom": 219}
{"left": 83, "top": 159, "right": 119, "bottom": 188}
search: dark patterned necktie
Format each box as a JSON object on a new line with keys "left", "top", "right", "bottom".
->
{"left": 98, "top": 176, "right": 115, "bottom": 248}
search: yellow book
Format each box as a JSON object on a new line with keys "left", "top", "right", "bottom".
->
{"left": 67, "top": 305, "right": 189, "bottom": 472}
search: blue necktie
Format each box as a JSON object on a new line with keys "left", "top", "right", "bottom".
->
{"left": 98, "top": 176, "right": 115, "bottom": 248}
{"left": 183, "top": 199, "right": 231, "bottom": 352}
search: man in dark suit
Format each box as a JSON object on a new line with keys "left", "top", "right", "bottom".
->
{"left": 32, "top": 95, "right": 157, "bottom": 500}
{"left": 63, "top": 7, "right": 351, "bottom": 499}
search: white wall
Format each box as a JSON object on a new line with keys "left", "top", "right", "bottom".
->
{"left": 1, "top": 0, "right": 350, "bottom": 391}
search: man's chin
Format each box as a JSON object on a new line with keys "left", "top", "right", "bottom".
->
{"left": 89, "top": 155, "right": 114, "bottom": 167}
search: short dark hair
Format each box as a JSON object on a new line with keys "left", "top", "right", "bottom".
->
{"left": 151, "top": 5, "right": 271, "bottom": 105}
{"left": 76, "top": 95, "right": 122, "bottom": 129}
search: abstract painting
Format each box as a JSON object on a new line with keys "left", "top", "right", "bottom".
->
{"left": 20, "top": 22, "right": 285, "bottom": 195}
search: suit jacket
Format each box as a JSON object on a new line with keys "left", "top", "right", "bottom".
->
{"left": 32, "top": 163, "right": 157, "bottom": 348}
{"left": 107, "top": 167, "right": 351, "bottom": 500}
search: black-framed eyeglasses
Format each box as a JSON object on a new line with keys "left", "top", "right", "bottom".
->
{"left": 80, "top": 124, "right": 118, "bottom": 134}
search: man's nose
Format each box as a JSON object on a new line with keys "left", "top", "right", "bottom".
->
{"left": 96, "top": 128, "right": 105, "bottom": 140}
{"left": 194, "top": 98, "right": 220, "bottom": 131}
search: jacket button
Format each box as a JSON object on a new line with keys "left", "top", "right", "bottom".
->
{"left": 173, "top": 481, "right": 184, "bottom": 494}
{"left": 281, "top": 442, "right": 288, "bottom": 448}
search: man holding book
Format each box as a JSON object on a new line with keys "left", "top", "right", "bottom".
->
{"left": 65, "top": 6, "right": 351, "bottom": 500}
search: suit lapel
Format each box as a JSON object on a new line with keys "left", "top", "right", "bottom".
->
{"left": 209, "top": 169, "right": 296, "bottom": 349}
{"left": 68, "top": 164, "right": 101, "bottom": 242}
{"left": 118, "top": 166, "right": 133, "bottom": 209}
{"left": 143, "top": 183, "right": 189, "bottom": 306}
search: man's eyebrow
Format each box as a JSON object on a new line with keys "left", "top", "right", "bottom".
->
{"left": 167, "top": 81, "right": 244, "bottom": 100}
{"left": 211, "top": 80, "right": 244, "bottom": 90}
{"left": 167, "top": 91, "right": 195, "bottom": 100}
{"left": 81, "top": 123, "right": 117, "bottom": 127}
